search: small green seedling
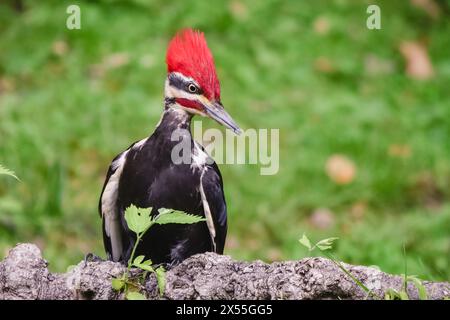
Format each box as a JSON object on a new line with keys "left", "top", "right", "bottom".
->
{"left": 112, "top": 205, "right": 205, "bottom": 300}
{"left": 0, "top": 164, "right": 19, "bottom": 180}
{"left": 299, "top": 234, "right": 430, "bottom": 300}
{"left": 384, "top": 275, "right": 428, "bottom": 300}
{"left": 384, "top": 245, "right": 428, "bottom": 300}
{"left": 299, "top": 233, "right": 379, "bottom": 299}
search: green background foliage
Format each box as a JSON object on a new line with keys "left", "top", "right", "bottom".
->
{"left": 0, "top": 0, "right": 449, "bottom": 280}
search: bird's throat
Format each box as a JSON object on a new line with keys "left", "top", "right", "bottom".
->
{"left": 156, "top": 100, "right": 193, "bottom": 135}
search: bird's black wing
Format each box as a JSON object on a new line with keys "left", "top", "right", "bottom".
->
{"left": 98, "top": 140, "right": 143, "bottom": 262}
{"left": 200, "top": 162, "right": 228, "bottom": 254}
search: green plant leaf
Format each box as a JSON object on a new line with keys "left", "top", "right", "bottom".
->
{"left": 316, "top": 237, "right": 339, "bottom": 251}
{"left": 119, "top": 207, "right": 204, "bottom": 299}
{"left": 368, "top": 265, "right": 381, "bottom": 271}
{"left": 157, "top": 208, "right": 173, "bottom": 215}
{"left": 66, "top": 265, "right": 77, "bottom": 273}
{"left": 385, "top": 289, "right": 399, "bottom": 300}
{"left": 133, "top": 255, "right": 145, "bottom": 266}
{"left": 126, "top": 291, "right": 146, "bottom": 300}
{"left": 0, "top": 164, "right": 19, "bottom": 180}
{"left": 299, "top": 234, "right": 380, "bottom": 299}
{"left": 154, "top": 208, "right": 205, "bottom": 225}
{"left": 111, "top": 278, "right": 125, "bottom": 291}
{"left": 136, "top": 263, "right": 155, "bottom": 273}
{"left": 156, "top": 266, "right": 166, "bottom": 296}
{"left": 407, "top": 275, "right": 428, "bottom": 300}
{"left": 298, "top": 233, "right": 312, "bottom": 250}
{"left": 142, "top": 259, "right": 152, "bottom": 266}
{"left": 124, "top": 205, "right": 153, "bottom": 234}
{"left": 384, "top": 288, "right": 410, "bottom": 300}
{"left": 132, "top": 254, "right": 154, "bottom": 272}
{"left": 399, "top": 290, "right": 409, "bottom": 300}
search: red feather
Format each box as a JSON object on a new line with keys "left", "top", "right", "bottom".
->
{"left": 166, "top": 29, "right": 220, "bottom": 100}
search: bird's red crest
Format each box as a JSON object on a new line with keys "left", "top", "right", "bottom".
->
{"left": 166, "top": 29, "right": 220, "bottom": 100}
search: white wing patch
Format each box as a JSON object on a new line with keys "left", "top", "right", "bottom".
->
{"left": 199, "top": 169, "right": 217, "bottom": 252}
{"left": 101, "top": 150, "right": 128, "bottom": 261}
{"left": 101, "top": 138, "right": 147, "bottom": 262}
{"left": 193, "top": 141, "right": 216, "bottom": 251}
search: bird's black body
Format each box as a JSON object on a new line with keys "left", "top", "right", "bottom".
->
{"left": 99, "top": 29, "right": 241, "bottom": 266}
{"left": 99, "top": 104, "right": 227, "bottom": 265}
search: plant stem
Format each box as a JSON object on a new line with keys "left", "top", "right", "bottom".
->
{"left": 323, "top": 251, "right": 381, "bottom": 300}
{"left": 127, "top": 233, "right": 142, "bottom": 274}
{"left": 126, "top": 222, "right": 154, "bottom": 275}
{"left": 402, "top": 244, "right": 408, "bottom": 292}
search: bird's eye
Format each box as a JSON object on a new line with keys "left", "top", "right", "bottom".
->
{"left": 187, "top": 83, "right": 198, "bottom": 94}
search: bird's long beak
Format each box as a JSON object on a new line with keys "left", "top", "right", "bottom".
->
{"left": 202, "top": 100, "right": 242, "bottom": 135}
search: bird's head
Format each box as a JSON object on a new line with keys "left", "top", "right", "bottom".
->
{"left": 165, "top": 29, "right": 241, "bottom": 135}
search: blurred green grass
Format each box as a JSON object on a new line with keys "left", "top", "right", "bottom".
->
{"left": 0, "top": 0, "right": 449, "bottom": 280}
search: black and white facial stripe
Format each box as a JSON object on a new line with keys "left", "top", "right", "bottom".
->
{"left": 168, "top": 72, "right": 203, "bottom": 96}
{"left": 164, "top": 72, "right": 209, "bottom": 117}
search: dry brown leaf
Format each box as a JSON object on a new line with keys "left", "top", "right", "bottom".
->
{"left": 245, "top": 238, "right": 260, "bottom": 251}
{"left": 364, "top": 54, "right": 394, "bottom": 76}
{"left": 2, "top": 246, "right": 12, "bottom": 259}
{"left": 309, "top": 208, "right": 335, "bottom": 230}
{"left": 388, "top": 144, "right": 412, "bottom": 158}
{"left": 104, "top": 52, "right": 130, "bottom": 69}
{"left": 410, "top": 171, "right": 444, "bottom": 209}
{"left": 411, "top": 0, "right": 440, "bottom": 19}
{"left": 229, "top": 0, "right": 248, "bottom": 20}
{"left": 224, "top": 235, "right": 239, "bottom": 250}
{"left": 89, "top": 64, "right": 106, "bottom": 79}
{"left": 350, "top": 201, "right": 367, "bottom": 220}
{"left": 313, "top": 16, "right": 330, "bottom": 35}
{"left": 139, "top": 54, "right": 155, "bottom": 69}
{"left": 399, "top": 41, "right": 434, "bottom": 80}
{"left": 325, "top": 154, "right": 356, "bottom": 185}
{"left": 0, "top": 77, "right": 16, "bottom": 93}
{"left": 52, "top": 40, "right": 69, "bottom": 56}
{"left": 314, "top": 56, "right": 335, "bottom": 73}
{"left": 266, "top": 248, "right": 283, "bottom": 261}
{"left": 340, "top": 223, "right": 352, "bottom": 235}
{"left": 89, "top": 52, "right": 130, "bottom": 78}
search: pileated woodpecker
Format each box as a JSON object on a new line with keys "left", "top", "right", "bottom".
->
{"left": 99, "top": 29, "right": 241, "bottom": 265}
